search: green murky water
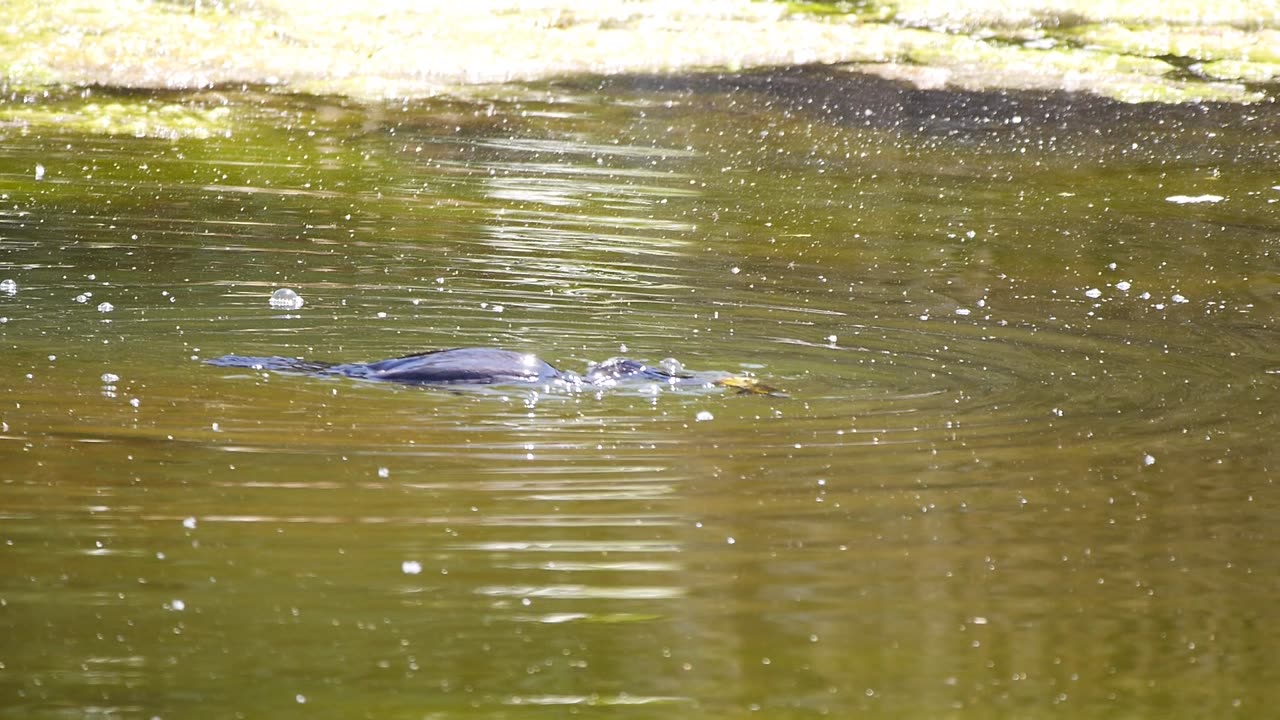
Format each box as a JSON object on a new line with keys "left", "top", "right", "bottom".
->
{"left": 2, "top": 68, "right": 1278, "bottom": 718}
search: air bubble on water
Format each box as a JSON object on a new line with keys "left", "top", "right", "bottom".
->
{"left": 1143, "top": 454, "right": 1156, "bottom": 466}
{"left": 269, "top": 288, "right": 305, "bottom": 309}
{"left": 48, "top": 355, "right": 56, "bottom": 362}
{"left": 1115, "top": 281, "right": 1131, "bottom": 291}
{"left": 1085, "top": 288, "right": 1102, "bottom": 299}
{"left": 182, "top": 517, "right": 198, "bottom": 529}
{"left": 695, "top": 410, "right": 714, "bottom": 422}
{"left": 955, "top": 308, "right": 971, "bottom": 316}
{"left": 167, "top": 599, "right": 185, "bottom": 611}
{"left": 0, "top": 278, "right": 16, "bottom": 295}
{"left": 101, "top": 373, "right": 120, "bottom": 383}
{"left": 97, "top": 302, "right": 114, "bottom": 313}
{"left": 827, "top": 334, "right": 838, "bottom": 343}
{"left": 74, "top": 293, "right": 91, "bottom": 303}
{"left": 659, "top": 357, "right": 684, "bottom": 375}
{"left": 1171, "top": 294, "right": 1188, "bottom": 304}
{"left": 129, "top": 398, "right": 140, "bottom": 408}
{"left": 401, "top": 560, "right": 422, "bottom": 575}
{"left": 377, "top": 467, "right": 390, "bottom": 478}
{"left": 34, "top": 164, "right": 45, "bottom": 181}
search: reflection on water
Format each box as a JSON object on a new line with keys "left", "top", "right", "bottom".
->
{"left": 1, "top": 70, "right": 1278, "bottom": 718}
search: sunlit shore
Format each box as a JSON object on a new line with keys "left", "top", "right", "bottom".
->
{"left": 2, "top": 0, "right": 1276, "bottom": 104}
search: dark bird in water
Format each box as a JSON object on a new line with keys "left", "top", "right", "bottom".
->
{"left": 207, "top": 347, "right": 783, "bottom": 396}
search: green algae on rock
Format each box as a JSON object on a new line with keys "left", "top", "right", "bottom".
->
{"left": 1, "top": 94, "right": 234, "bottom": 140}
{"left": 846, "top": 32, "right": 1264, "bottom": 104}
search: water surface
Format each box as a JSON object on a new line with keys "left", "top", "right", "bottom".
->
{"left": 2, "top": 68, "right": 1278, "bottom": 718}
